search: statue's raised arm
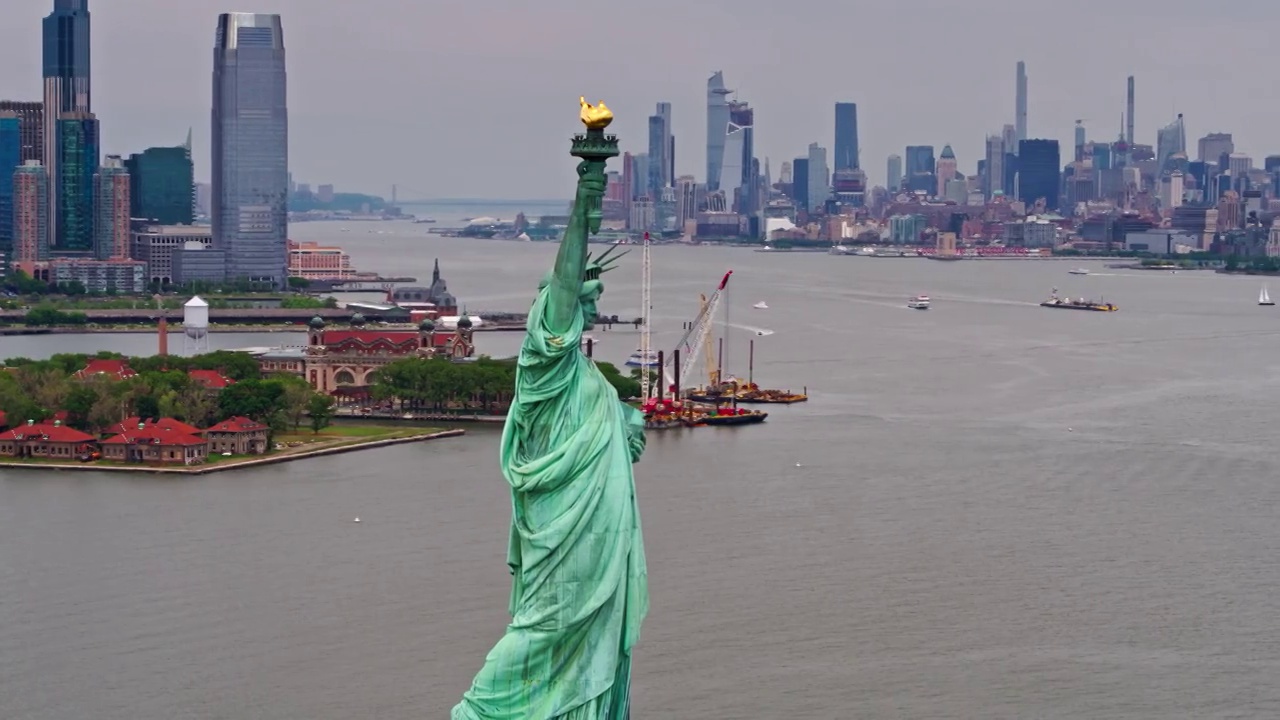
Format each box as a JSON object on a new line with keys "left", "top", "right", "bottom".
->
{"left": 544, "top": 97, "right": 620, "bottom": 334}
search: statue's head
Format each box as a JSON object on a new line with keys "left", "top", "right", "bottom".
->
{"left": 539, "top": 244, "right": 628, "bottom": 332}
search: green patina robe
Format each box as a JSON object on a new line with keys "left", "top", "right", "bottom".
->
{"left": 452, "top": 286, "right": 648, "bottom": 720}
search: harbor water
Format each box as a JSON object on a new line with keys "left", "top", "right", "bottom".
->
{"left": 2, "top": 217, "right": 1280, "bottom": 718}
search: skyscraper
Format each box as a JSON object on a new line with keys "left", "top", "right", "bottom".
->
{"left": 13, "top": 161, "right": 50, "bottom": 265}
{"left": 0, "top": 113, "right": 21, "bottom": 259}
{"left": 1126, "top": 76, "right": 1135, "bottom": 146}
{"left": 834, "top": 103, "right": 859, "bottom": 171}
{"left": 647, "top": 115, "right": 663, "bottom": 200}
{"left": 705, "top": 71, "right": 731, "bottom": 191}
{"left": 904, "top": 146, "right": 936, "bottom": 194}
{"left": 727, "top": 102, "right": 755, "bottom": 214}
{"left": 886, "top": 154, "right": 902, "bottom": 192}
{"left": 806, "top": 143, "right": 828, "bottom": 213}
{"left": 647, "top": 102, "right": 673, "bottom": 201}
{"left": 124, "top": 143, "right": 195, "bottom": 225}
{"left": 93, "top": 155, "right": 129, "bottom": 259}
{"left": 984, "top": 136, "right": 1003, "bottom": 199}
{"left": 55, "top": 111, "right": 98, "bottom": 252}
{"left": 791, "top": 157, "right": 809, "bottom": 210}
{"left": 43, "top": 0, "right": 91, "bottom": 252}
{"left": 212, "top": 12, "right": 288, "bottom": 287}
{"left": 935, "top": 145, "right": 957, "bottom": 198}
{"left": 1155, "top": 114, "right": 1186, "bottom": 175}
{"left": 1015, "top": 61, "right": 1027, "bottom": 148}
{"left": 657, "top": 102, "right": 673, "bottom": 186}
{"left": 1017, "top": 139, "right": 1060, "bottom": 210}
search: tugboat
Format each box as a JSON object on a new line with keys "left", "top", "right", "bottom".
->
{"left": 907, "top": 294, "right": 930, "bottom": 310}
{"left": 1040, "top": 289, "right": 1117, "bottom": 311}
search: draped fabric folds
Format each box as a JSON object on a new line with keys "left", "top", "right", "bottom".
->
{"left": 452, "top": 288, "right": 648, "bottom": 720}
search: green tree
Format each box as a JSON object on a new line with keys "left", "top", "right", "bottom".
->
{"left": 308, "top": 394, "right": 335, "bottom": 434}
{"left": 218, "top": 378, "right": 286, "bottom": 423}
{"left": 190, "top": 350, "right": 261, "bottom": 381}
{"left": 134, "top": 394, "right": 161, "bottom": 421}
{"left": 275, "top": 374, "right": 314, "bottom": 430}
{"left": 63, "top": 385, "right": 100, "bottom": 430}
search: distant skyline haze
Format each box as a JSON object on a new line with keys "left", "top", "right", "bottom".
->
{"left": 0, "top": 0, "right": 1274, "bottom": 199}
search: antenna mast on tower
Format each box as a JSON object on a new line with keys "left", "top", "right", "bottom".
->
{"left": 640, "top": 231, "right": 653, "bottom": 399}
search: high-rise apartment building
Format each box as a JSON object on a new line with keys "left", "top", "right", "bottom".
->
{"left": 834, "top": 103, "right": 859, "bottom": 171}
{"left": 124, "top": 144, "right": 195, "bottom": 225}
{"left": 705, "top": 71, "right": 731, "bottom": 191}
{"left": 0, "top": 101, "right": 45, "bottom": 164}
{"left": 1016, "top": 139, "right": 1060, "bottom": 210}
{"left": 93, "top": 155, "right": 129, "bottom": 259}
{"left": 13, "top": 161, "right": 50, "bottom": 265}
{"left": 0, "top": 113, "right": 21, "bottom": 260}
{"left": 55, "top": 111, "right": 98, "bottom": 252}
{"left": 212, "top": 12, "right": 289, "bottom": 287}
{"left": 43, "top": 0, "right": 92, "bottom": 252}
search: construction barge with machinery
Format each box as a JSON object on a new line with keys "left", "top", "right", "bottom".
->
{"left": 608, "top": 257, "right": 801, "bottom": 429}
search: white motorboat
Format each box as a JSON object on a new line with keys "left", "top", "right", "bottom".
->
{"left": 907, "top": 294, "right": 930, "bottom": 310}
{"left": 753, "top": 301, "right": 768, "bottom": 310}
{"left": 1068, "top": 268, "right": 1089, "bottom": 275}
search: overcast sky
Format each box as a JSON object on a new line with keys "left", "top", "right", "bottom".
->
{"left": 1, "top": 0, "right": 1276, "bottom": 200}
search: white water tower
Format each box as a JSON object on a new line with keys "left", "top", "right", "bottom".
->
{"left": 183, "top": 295, "right": 210, "bottom": 354}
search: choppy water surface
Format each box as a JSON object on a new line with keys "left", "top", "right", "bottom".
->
{"left": 3, "top": 223, "right": 1280, "bottom": 718}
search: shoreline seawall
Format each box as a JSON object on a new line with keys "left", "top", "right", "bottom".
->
{"left": 0, "top": 429, "right": 466, "bottom": 476}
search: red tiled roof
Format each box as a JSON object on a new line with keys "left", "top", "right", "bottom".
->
{"left": 74, "top": 359, "right": 137, "bottom": 381}
{"left": 1, "top": 422, "right": 97, "bottom": 444}
{"left": 322, "top": 329, "right": 454, "bottom": 348}
{"left": 204, "top": 416, "right": 268, "bottom": 433}
{"left": 188, "top": 369, "right": 233, "bottom": 389}
{"left": 106, "top": 417, "right": 203, "bottom": 437}
{"left": 101, "top": 426, "right": 206, "bottom": 447}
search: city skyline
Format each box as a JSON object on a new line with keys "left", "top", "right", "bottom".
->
{"left": 0, "top": 0, "right": 1273, "bottom": 199}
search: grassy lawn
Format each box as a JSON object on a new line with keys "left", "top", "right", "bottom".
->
{"left": 275, "top": 424, "right": 437, "bottom": 441}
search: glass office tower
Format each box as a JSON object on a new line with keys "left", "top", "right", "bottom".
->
{"left": 211, "top": 12, "right": 288, "bottom": 287}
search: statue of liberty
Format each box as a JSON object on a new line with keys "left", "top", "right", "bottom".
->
{"left": 452, "top": 98, "right": 648, "bottom": 720}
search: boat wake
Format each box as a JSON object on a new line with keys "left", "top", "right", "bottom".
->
{"left": 726, "top": 321, "right": 774, "bottom": 336}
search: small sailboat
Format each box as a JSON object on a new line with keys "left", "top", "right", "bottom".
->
{"left": 753, "top": 301, "right": 768, "bottom": 310}
{"left": 1260, "top": 286, "right": 1274, "bottom": 306}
